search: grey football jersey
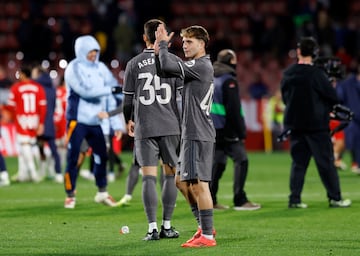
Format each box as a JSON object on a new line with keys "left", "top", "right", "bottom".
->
{"left": 158, "top": 42, "right": 216, "bottom": 142}
{"left": 123, "top": 49, "right": 182, "bottom": 139}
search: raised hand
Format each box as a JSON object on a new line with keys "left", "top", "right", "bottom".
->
{"left": 155, "top": 23, "right": 174, "bottom": 44}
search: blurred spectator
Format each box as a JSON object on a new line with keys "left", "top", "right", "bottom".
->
{"left": 315, "top": 8, "right": 336, "bottom": 56}
{"left": 58, "top": 18, "right": 78, "bottom": 61}
{"left": 31, "top": 65, "right": 63, "bottom": 183}
{"left": 210, "top": 49, "right": 261, "bottom": 211}
{"left": 335, "top": 46, "right": 352, "bottom": 70}
{"left": 133, "top": 0, "right": 172, "bottom": 45}
{"left": 54, "top": 77, "right": 67, "bottom": 171}
{"left": 248, "top": 72, "right": 269, "bottom": 99}
{"left": 6, "top": 65, "right": 47, "bottom": 182}
{"left": 248, "top": 2, "right": 265, "bottom": 54}
{"left": 208, "top": 30, "right": 233, "bottom": 63}
{"left": 63, "top": 35, "right": 122, "bottom": 209}
{"left": 0, "top": 118, "right": 10, "bottom": 186}
{"left": 0, "top": 66, "right": 12, "bottom": 105}
{"left": 114, "top": 13, "right": 136, "bottom": 67}
{"left": 89, "top": 0, "right": 121, "bottom": 62}
{"left": 0, "top": 152, "right": 10, "bottom": 187}
{"left": 336, "top": 61, "right": 360, "bottom": 175}
{"left": 16, "top": 12, "right": 53, "bottom": 64}
{"left": 265, "top": 89, "right": 285, "bottom": 150}
{"left": 260, "top": 16, "right": 287, "bottom": 58}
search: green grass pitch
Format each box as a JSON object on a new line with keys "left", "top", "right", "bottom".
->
{"left": 0, "top": 151, "right": 359, "bottom": 255}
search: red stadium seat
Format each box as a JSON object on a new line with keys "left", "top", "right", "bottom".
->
{"left": 222, "top": 2, "right": 239, "bottom": 16}
{"left": 5, "top": 2, "right": 20, "bottom": 17}
{"left": 206, "top": 3, "right": 220, "bottom": 16}
{"left": 0, "top": 19, "right": 8, "bottom": 32}
{"left": 230, "top": 17, "right": 249, "bottom": 32}
{"left": 188, "top": 3, "right": 206, "bottom": 16}
{"left": 237, "top": 2, "right": 253, "bottom": 14}
{"left": 171, "top": 4, "right": 187, "bottom": 16}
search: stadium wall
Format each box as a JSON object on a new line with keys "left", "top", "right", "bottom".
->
{"left": 0, "top": 99, "right": 285, "bottom": 156}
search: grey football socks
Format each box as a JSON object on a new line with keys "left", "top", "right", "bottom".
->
{"left": 161, "top": 175, "right": 178, "bottom": 222}
{"left": 199, "top": 209, "right": 213, "bottom": 236}
{"left": 142, "top": 175, "right": 158, "bottom": 223}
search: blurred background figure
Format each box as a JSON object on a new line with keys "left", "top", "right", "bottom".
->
{"left": 330, "top": 114, "right": 347, "bottom": 171}
{"left": 54, "top": 77, "right": 68, "bottom": 171}
{"left": 6, "top": 65, "right": 47, "bottom": 183}
{"left": 31, "top": 65, "right": 63, "bottom": 183}
{"left": 0, "top": 115, "right": 10, "bottom": 186}
{"left": 210, "top": 49, "right": 261, "bottom": 211}
{"left": 0, "top": 151, "right": 10, "bottom": 187}
{"left": 113, "top": 13, "right": 136, "bottom": 68}
{"left": 0, "top": 66, "right": 12, "bottom": 106}
{"left": 16, "top": 12, "right": 54, "bottom": 64}
{"left": 336, "top": 59, "right": 360, "bottom": 175}
{"left": 63, "top": 35, "right": 123, "bottom": 209}
{"left": 265, "top": 89, "right": 285, "bottom": 151}
{"left": 248, "top": 72, "right": 269, "bottom": 100}
{"left": 99, "top": 93, "right": 126, "bottom": 183}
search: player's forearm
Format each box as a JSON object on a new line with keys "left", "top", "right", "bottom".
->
{"left": 107, "top": 105, "right": 123, "bottom": 117}
{"left": 123, "top": 95, "right": 133, "bottom": 123}
{"left": 158, "top": 41, "right": 183, "bottom": 77}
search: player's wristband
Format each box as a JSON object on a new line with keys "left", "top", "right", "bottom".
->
{"left": 111, "top": 86, "right": 122, "bottom": 94}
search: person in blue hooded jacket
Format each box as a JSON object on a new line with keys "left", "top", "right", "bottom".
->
{"left": 31, "top": 65, "right": 63, "bottom": 183}
{"left": 63, "top": 35, "right": 123, "bottom": 209}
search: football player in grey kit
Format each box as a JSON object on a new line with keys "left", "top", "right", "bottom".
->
{"left": 122, "top": 19, "right": 182, "bottom": 241}
{"left": 155, "top": 24, "right": 217, "bottom": 247}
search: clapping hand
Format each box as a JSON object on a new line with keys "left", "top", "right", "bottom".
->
{"left": 155, "top": 23, "right": 174, "bottom": 45}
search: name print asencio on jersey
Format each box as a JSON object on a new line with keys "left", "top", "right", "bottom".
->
{"left": 138, "top": 57, "right": 155, "bottom": 69}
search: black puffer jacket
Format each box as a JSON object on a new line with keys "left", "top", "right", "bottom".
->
{"left": 281, "top": 64, "right": 338, "bottom": 132}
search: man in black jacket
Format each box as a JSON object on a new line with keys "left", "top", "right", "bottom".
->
{"left": 210, "top": 49, "right": 260, "bottom": 211}
{"left": 281, "top": 37, "right": 351, "bottom": 208}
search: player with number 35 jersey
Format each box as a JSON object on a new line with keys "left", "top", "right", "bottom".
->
{"left": 123, "top": 48, "right": 182, "bottom": 139}
{"left": 122, "top": 19, "right": 182, "bottom": 241}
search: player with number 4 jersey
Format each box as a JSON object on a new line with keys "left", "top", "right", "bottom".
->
{"left": 156, "top": 24, "right": 216, "bottom": 248}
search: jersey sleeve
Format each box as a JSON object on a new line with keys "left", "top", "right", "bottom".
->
{"left": 38, "top": 86, "right": 47, "bottom": 125}
{"left": 123, "top": 60, "right": 135, "bottom": 95}
{"left": 158, "top": 41, "right": 202, "bottom": 81}
{"left": 158, "top": 41, "right": 185, "bottom": 79}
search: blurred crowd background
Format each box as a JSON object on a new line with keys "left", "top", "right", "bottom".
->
{"left": 0, "top": 0, "right": 359, "bottom": 98}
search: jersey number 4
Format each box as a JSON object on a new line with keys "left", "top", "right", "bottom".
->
{"left": 200, "top": 83, "right": 214, "bottom": 116}
{"left": 138, "top": 72, "right": 171, "bottom": 105}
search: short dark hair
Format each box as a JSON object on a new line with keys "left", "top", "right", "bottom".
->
{"left": 297, "top": 37, "right": 319, "bottom": 58}
{"left": 181, "top": 25, "right": 210, "bottom": 47}
{"left": 144, "top": 19, "right": 164, "bottom": 44}
{"left": 217, "top": 49, "right": 236, "bottom": 64}
{"left": 19, "top": 65, "right": 31, "bottom": 78}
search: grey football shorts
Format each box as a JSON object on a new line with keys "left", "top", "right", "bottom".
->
{"left": 135, "top": 135, "right": 180, "bottom": 167}
{"left": 178, "top": 139, "right": 214, "bottom": 182}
